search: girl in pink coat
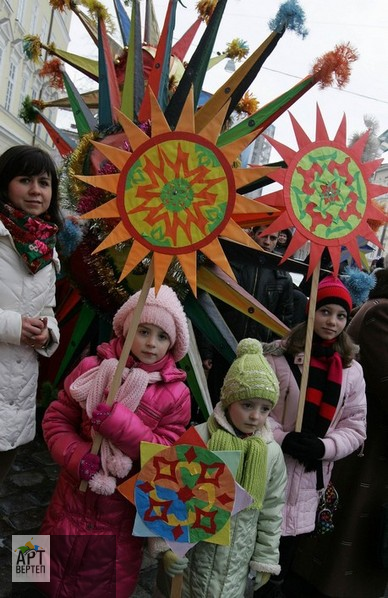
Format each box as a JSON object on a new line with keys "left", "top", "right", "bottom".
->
{"left": 254, "top": 275, "right": 367, "bottom": 598}
{"left": 37, "top": 285, "right": 191, "bottom": 598}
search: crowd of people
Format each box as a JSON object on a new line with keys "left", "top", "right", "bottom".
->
{"left": 1, "top": 144, "right": 387, "bottom": 598}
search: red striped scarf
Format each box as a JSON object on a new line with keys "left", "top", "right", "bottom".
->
{"left": 302, "top": 338, "right": 343, "bottom": 437}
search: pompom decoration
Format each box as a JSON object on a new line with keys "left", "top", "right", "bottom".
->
{"left": 225, "top": 38, "right": 249, "bottom": 62}
{"left": 88, "top": 472, "right": 117, "bottom": 496}
{"left": 49, "top": 0, "right": 72, "bottom": 10}
{"left": 268, "top": 0, "right": 308, "bottom": 38}
{"left": 18, "top": 96, "right": 40, "bottom": 124}
{"left": 39, "top": 58, "right": 65, "bottom": 90}
{"left": 367, "top": 199, "right": 388, "bottom": 232}
{"left": 196, "top": 0, "right": 218, "bottom": 24}
{"left": 341, "top": 267, "right": 376, "bottom": 307}
{"left": 312, "top": 43, "right": 358, "bottom": 89}
{"left": 106, "top": 454, "right": 133, "bottom": 479}
{"left": 236, "top": 337, "right": 263, "bottom": 357}
{"left": 234, "top": 91, "right": 260, "bottom": 116}
{"left": 57, "top": 217, "right": 85, "bottom": 258}
{"left": 22, "top": 35, "right": 42, "bottom": 62}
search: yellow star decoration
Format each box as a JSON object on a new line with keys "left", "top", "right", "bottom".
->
{"left": 77, "top": 88, "right": 279, "bottom": 293}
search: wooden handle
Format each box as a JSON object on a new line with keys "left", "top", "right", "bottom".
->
{"left": 295, "top": 262, "right": 320, "bottom": 432}
{"left": 79, "top": 260, "right": 155, "bottom": 491}
{"left": 170, "top": 574, "right": 183, "bottom": 598}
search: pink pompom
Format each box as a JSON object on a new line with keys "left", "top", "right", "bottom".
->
{"left": 89, "top": 472, "right": 117, "bottom": 495}
{"left": 107, "top": 454, "right": 132, "bottom": 478}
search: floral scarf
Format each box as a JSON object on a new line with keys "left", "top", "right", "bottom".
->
{"left": 0, "top": 204, "right": 57, "bottom": 274}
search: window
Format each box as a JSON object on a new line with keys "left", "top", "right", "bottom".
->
{"left": 16, "top": 0, "right": 26, "bottom": 27}
{"left": 5, "top": 62, "right": 16, "bottom": 112}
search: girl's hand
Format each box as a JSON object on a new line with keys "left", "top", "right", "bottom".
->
{"left": 91, "top": 403, "right": 113, "bottom": 430}
{"left": 21, "top": 315, "right": 50, "bottom": 349}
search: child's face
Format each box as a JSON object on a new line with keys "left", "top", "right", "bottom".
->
{"left": 131, "top": 323, "right": 171, "bottom": 364}
{"left": 8, "top": 172, "right": 52, "bottom": 216}
{"left": 314, "top": 304, "right": 347, "bottom": 340}
{"left": 227, "top": 398, "right": 273, "bottom": 435}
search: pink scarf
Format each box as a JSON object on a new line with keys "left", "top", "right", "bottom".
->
{"left": 70, "top": 357, "right": 162, "bottom": 495}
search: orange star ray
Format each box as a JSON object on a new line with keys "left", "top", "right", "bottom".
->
{"left": 90, "top": 140, "right": 131, "bottom": 171}
{"left": 153, "top": 253, "right": 174, "bottom": 292}
{"left": 233, "top": 165, "right": 280, "bottom": 189}
{"left": 220, "top": 127, "right": 265, "bottom": 166}
{"left": 80, "top": 196, "right": 120, "bottom": 220}
{"left": 92, "top": 221, "right": 130, "bottom": 253}
{"left": 149, "top": 89, "right": 173, "bottom": 136}
{"left": 175, "top": 87, "right": 195, "bottom": 133}
{"left": 221, "top": 219, "right": 264, "bottom": 249}
{"left": 195, "top": 101, "right": 230, "bottom": 144}
{"left": 76, "top": 173, "right": 121, "bottom": 194}
{"left": 118, "top": 242, "right": 151, "bottom": 282}
{"left": 177, "top": 252, "right": 198, "bottom": 295}
{"left": 114, "top": 108, "right": 150, "bottom": 150}
{"left": 200, "top": 238, "right": 236, "bottom": 281}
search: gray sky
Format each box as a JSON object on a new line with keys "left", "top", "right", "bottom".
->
{"left": 65, "top": 0, "right": 388, "bottom": 161}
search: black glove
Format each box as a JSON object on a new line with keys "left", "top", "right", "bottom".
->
{"left": 282, "top": 431, "right": 325, "bottom": 470}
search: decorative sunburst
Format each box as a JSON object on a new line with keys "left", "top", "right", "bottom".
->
{"left": 261, "top": 105, "right": 388, "bottom": 277}
{"left": 77, "top": 88, "right": 278, "bottom": 293}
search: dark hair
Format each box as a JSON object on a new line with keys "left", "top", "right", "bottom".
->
{"left": 0, "top": 145, "right": 63, "bottom": 228}
{"left": 283, "top": 321, "right": 358, "bottom": 368}
{"left": 369, "top": 267, "right": 388, "bottom": 300}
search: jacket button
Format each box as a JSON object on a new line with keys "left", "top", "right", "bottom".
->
{"left": 86, "top": 523, "right": 94, "bottom": 530}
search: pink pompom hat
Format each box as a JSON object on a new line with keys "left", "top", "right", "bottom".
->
{"left": 112, "top": 285, "right": 190, "bottom": 361}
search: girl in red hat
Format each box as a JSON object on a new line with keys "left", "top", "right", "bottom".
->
{"left": 254, "top": 275, "right": 367, "bottom": 598}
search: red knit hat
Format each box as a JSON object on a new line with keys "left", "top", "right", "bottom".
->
{"left": 112, "top": 285, "right": 189, "bottom": 361}
{"left": 314, "top": 274, "right": 352, "bottom": 315}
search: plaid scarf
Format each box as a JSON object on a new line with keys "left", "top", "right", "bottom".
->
{"left": 302, "top": 337, "right": 343, "bottom": 437}
{"left": 0, "top": 204, "right": 57, "bottom": 274}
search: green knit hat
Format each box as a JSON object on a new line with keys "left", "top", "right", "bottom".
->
{"left": 220, "top": 338, "right": 279, "bottom": 407}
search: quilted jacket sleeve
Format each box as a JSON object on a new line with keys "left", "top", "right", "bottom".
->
{"left": 42, "top": 358, "right": 98, "bottom": 480}
{"left": 250, "top": 443, "right": 287, "bottom": 575}
{"left": 94, "top": 382, "right": 192, "bottom": 461}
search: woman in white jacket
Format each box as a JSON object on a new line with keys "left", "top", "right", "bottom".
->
{"left": 0, "top": 145, "right": 61, "bottom": 482}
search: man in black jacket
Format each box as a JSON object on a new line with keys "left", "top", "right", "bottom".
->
{"left": 202, "top": 227, "right": 294, "bottom": 405}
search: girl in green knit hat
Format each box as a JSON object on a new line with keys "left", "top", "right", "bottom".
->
{"left": 155, "top": 338, "right": 287, "bottom": 598}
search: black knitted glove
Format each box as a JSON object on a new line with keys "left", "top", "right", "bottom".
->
{"left": 282, "top": 431, "right": 325, "bottom": 470}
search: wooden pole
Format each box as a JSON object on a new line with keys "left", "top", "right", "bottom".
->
{"left": 79, "top": 259, "right": 155, "bottom": 492}
{"left": 295, "top": 262, "right": 320, "bottom": 432}
{"left": 170, "top": 574, "right": 183, "bottom": 598}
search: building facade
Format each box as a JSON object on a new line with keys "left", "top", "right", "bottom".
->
{"left": 0, "top": 0, "right": 71, "bottom": 159}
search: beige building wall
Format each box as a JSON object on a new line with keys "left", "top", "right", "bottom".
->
{"left": 0, "top": 1, "right": 71, "bottom": 161}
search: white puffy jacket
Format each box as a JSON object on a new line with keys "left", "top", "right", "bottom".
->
{"left": 0, "top": 221, "right": 60, "bottom": 451}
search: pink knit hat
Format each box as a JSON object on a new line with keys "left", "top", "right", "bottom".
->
{"left": 112, "top": 285, "right": 189, "bottom": 361}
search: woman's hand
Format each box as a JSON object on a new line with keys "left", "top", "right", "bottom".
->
{"left": 21, "top": 315, "right": 50, "bottom": 349}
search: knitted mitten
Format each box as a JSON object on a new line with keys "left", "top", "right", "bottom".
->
{"left": 91, "top": 403, "right": 112, "bottom": 430}
{"left": 79, "top": 453, "right": 101, "bottom": 481}
{"left": 162, "top": 550, "right": 189, "bottom": 578}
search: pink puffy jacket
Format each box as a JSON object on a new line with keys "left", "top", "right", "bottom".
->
{"left": 37, "top": 337, "right": 191, "bottom": 598}
{"left": 265, "top": 348, "right": 366, "bottom": 536}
